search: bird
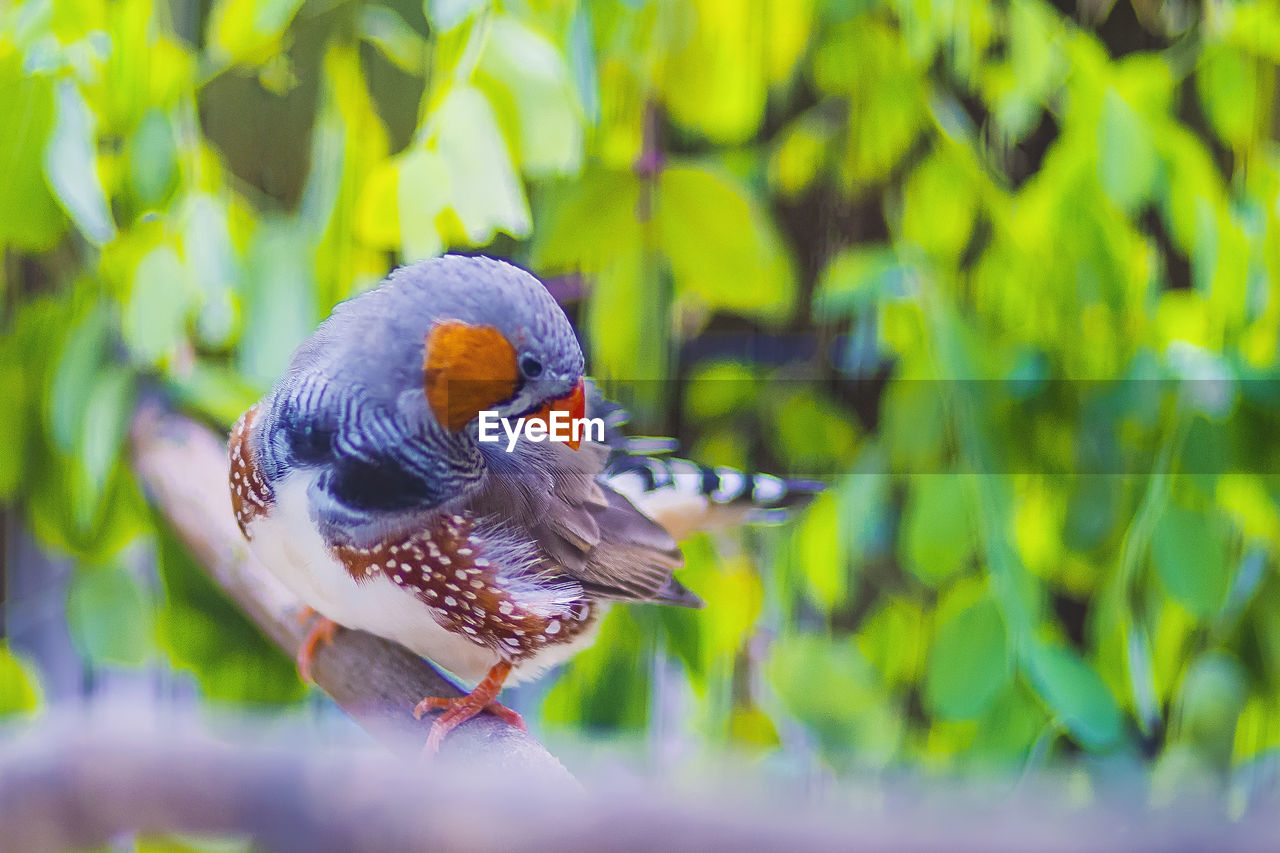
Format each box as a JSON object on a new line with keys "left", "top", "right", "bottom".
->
{"left": 229, "top": 255, "right": 819, "bottom": 752}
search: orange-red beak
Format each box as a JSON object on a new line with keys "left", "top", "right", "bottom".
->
{"left": 527, "top": 379, "right": 586, "bottom": 450}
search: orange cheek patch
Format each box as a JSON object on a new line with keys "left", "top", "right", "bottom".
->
{"left": 424, "top": 321, "right": 519, "bottom": 432}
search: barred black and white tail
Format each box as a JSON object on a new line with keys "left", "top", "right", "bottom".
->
{"left": 603, "top": 454, "right": 823, "bottom": 541}
{"left": 607, "top": 453, "right": 820, "bottom": 512}
{"left": 587, "top": 381, "right": 823, "bottom": 540}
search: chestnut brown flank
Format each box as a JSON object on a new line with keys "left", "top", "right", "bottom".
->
{"left": 229, "top": 405, "right": 274, "bottom": 536}
{"left": 330, "top": 513, "right": 594, "bottom": 659}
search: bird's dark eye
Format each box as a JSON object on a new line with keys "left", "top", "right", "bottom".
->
{"left": 520, "top": 355, "right": 543, "bottom": 379}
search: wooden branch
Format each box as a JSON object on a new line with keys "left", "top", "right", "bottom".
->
{"left": 129, "top": 405, "right": 572, "bottom": 779}
{"left": 0, "top": 710, "right": 1262, "bottom": 853}
{"left": 0, "top": 713, "right": 575, "bottom": 853}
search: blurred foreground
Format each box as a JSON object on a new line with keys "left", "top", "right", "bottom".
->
{"left": 3, "top": 0, "right": 1280, "bottom": 843}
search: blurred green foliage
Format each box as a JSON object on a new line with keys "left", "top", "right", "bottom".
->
{"left": 2, "top": 0, "right": 1280, "bottom": 809}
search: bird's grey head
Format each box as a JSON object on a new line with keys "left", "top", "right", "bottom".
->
{"left": 305, "top": 255, "right": 585, "bottom": 439}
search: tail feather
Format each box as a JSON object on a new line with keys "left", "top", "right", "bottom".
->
{"left": 604, "top": 454, "right": 823, "bottom": 542}
{"left": 586, "top": 380, "right": 823, "bottom": 541}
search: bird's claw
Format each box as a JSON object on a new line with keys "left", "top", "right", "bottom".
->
{"left": 413, "top": 661, "right": 521, "bottom": 754}
{"left": 296, "top": 607, "right": 339, "bottom": 683}
{"left": 414, "top": 695, "right": 527, "bottom": 754}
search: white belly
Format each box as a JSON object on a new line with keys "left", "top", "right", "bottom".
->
{"left": 244, "top": 472, "right": 604, "bottom": 686}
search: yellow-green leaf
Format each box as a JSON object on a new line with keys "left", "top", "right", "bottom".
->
{"left": 430, "top": 84, "right": 531, "bottom": 244}
{"left": 0, "top": 643, "right": 41, "bottom": 717}
{"left": 658, "top": 164, "right": 795, "bottom": 320}
{"left": 902, "top": 474, "right": 977, "bottom": 586}
{"left": 477, "top": 16, "right": 584, "bottom": 176}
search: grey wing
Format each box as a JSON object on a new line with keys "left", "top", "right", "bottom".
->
{"left": 473, "top": 434, "right": 702, "bottom": 609}
{"left": 570, "top": 488, "right": 701, "bottom": 608}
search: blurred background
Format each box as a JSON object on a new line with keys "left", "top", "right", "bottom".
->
{"left": 2, "top": 0, "right": 1280, "bottom": 830}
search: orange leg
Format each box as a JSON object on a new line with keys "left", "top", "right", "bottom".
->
{"left": 413, "top": 661, "right": 525, "bottom": 753}
{"left": 295, "top": 606, "right": 339, "bottom": 683}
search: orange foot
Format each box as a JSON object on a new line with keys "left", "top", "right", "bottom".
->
{"left": 413, "top": 660, "right": 525, "bottom": 754}
{"left": 295, "top": 606, "right": 339, "bottom": 683}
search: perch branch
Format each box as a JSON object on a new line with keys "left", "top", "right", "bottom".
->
{"left": 0, "top": 710, "right": 1264, "bottom": 853}
{"left": 129, "top": 404, "right": 571, "bottom": 779}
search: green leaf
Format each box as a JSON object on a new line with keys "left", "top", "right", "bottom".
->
{"left": 837, "top": 457, "right": 890, "bottom": 565}
{"left": 901, "top": 151, "right": 977, "bottom": 259}
{"left": 67, "top": 563, "right": 154, "bottom": 666}
{"left": 1177, "top": 648, "right": 1249, "bottom": 732}
{"left": 814, "top": 19, "right": 926, "bottom": 188}
{"left": 48, "top": 301, "right": 110, "bottom": 453}
{"left": 27, "top": 438, "right": 150, "bottom": 563}
{"left": 1025, "top": 641, "right": 1123, "bottom": 750}
{"left": 181, "top": 194, "right": 239, "bottom": 347}
{"left": 358, "top": 6, "right": 428, "bottom": 74}
{"left": 1097, "top": 87, "right": 1157, "bottom": 212}
{"left": 531, "top": 171, "right": 656, "bottom": 382}
{"left": 356, "top": 160, "right": 401, "bottom": 250}
{"left": 0, "top": 352, "right": 29, "bottom": 499}
{"left": 154, "top": 526, "right": 303, "bottom": 704}
{"left": 969, "top": 684, "right": 1051, "bottom": 763}
{"left": 1177, "top": 652, "right": 1247, "bottom": 755}
{"left": 730, "top": 705, "right": 781, "bottom": 749}
{"left": 773, "top": 389, "right": 858, "bottom": 469}
{"left": 477, "top": 16, "right": 583, "bottom": 176}
{"left": 238, "top": 218, "right": 318, "bottom": 387}
{"left": 44, "top": 80, "right": 115, "bottom": 244}
{"left": 1196, "top": 46, "right": 1257, "bottom": 151}
{"left": 124, "top": 245, "right": 191, "bottom": 366}
{"left": 987, "top": 0, "right": 1067, "bottom": 140}
{"left": 858, "top": 598, "right": 926, "bottom": 686}
{"left": 658, "top": 164, "right": 795, "bottom": 320}
{"left": 1156, "top": 126, "right": 1224, "bottom": 253}
{"left": 764, "top": 0, "right": 815, "bottom": 83}
{"left": 1151, "top": 505, "right": 1231, "bottom": 618}
{"left": 879, "top": 367, "right": 947, "bottom": 471}
{"left": 128, "top": 108, "right": 179, "bottom": 208}
{"left": 396, "top": 147, "right": 448, "bottom": 262}
{"left": 696, "top": 555, "right": 763, "bottom": 661}
{"left": 430, "top": 84, "right": 531, "bottom": 244}
{"left": 0, "top": 643, "right": 42, "bottom": 717}
{"left": 80, "top": 368, "right": 136, "bottom": 494}
{"left": 794, "top": 492, "right": 846, "bottom": 611}
{"left": 768, "top": 634, "right": 902, "bottom": 766}
{"left": 925, "top": 597, "right": 1011, "bottom": 721}
{"left": 684, "top": 361, "right": 759, "bottom": 421}
{"left": 425, "top": 0, "right": 487, "bottom": 32}
{"left": 813, "top": 246, "right": 910, "bottom": 319}
{"left": 207, "top": 0, "right": 306, "bottom": 65}
{"left": 541, "top": 607, "right": 651, "bottom": 731}
{"left": 533, "top": 169, "right": 642, "bottom": 273}
{"left": 584, "top": 234, "right": 657, "bottom": 382}
{"left": 661, "top": 0, "right": 767, "bottom": 144}
{"left": 901, "top": 475, "right": 977, "bottom": 586}
{"left": 769, "top": 110, "right": 833, "bottom": 197}
{"left": 0, "top": 54, "right": 63, "bottom": 250}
